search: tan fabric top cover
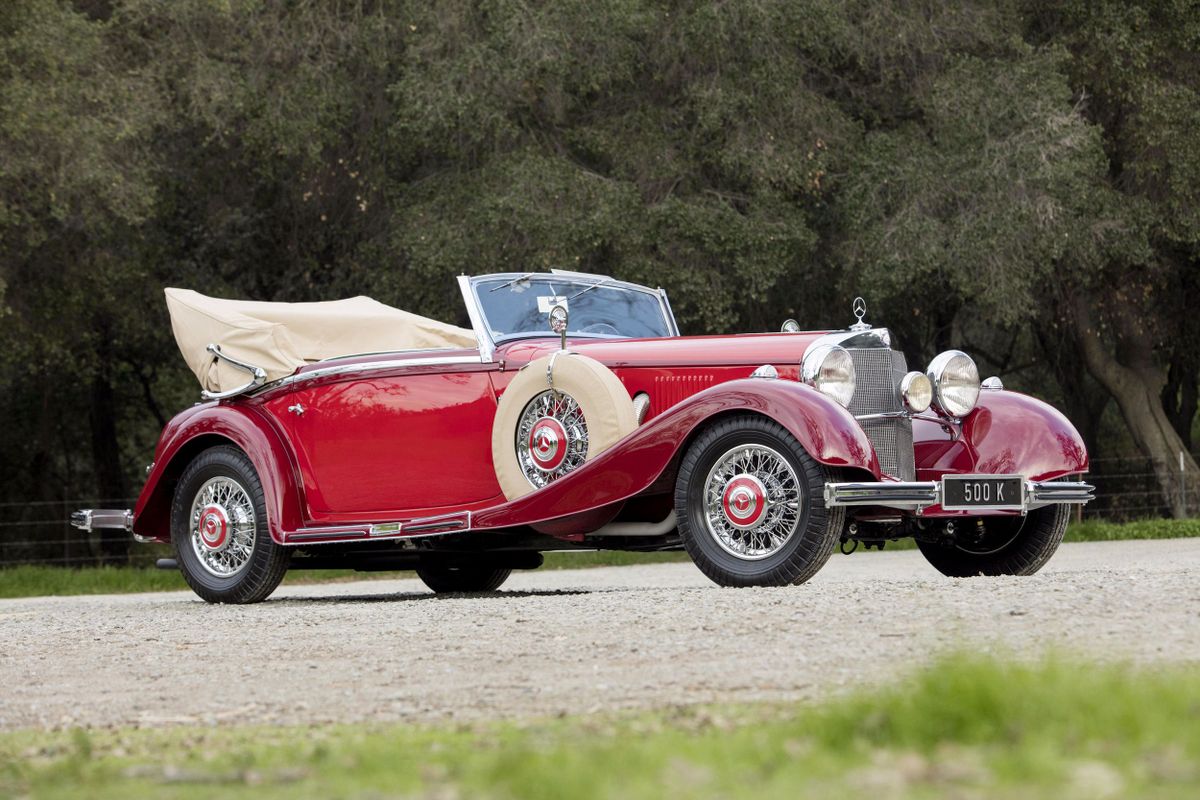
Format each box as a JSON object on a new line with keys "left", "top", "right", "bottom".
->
{"left": 165, "top": 288, "right": 477, "bottom": 392}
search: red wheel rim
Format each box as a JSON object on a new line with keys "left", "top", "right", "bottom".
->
{"left": 528, "top": 416, "right": 569, "bottom": 472}
{"left": 721, "top": 475, "right": 768, "bottom": 529}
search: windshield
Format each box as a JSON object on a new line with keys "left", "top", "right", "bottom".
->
{"left": 470, "top": 274, "right": 674, "bottom": 342}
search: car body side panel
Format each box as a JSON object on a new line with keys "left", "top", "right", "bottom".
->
{"left": 472, "top": 378, "right": 879, "bottom": 532}
{"left": 914, "top": 389, "right": 1089, "bottom": 482}
{"left": 131, "top": 403, "right": 304, "bottom": 544}
{"left": 260, "top": 371, "right": 504, "bottom": 519}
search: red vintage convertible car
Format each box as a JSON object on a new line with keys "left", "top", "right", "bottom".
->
{"left": 74, "top": 271, "right": 1093, "bottom": 603}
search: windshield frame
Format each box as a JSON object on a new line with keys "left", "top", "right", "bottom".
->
{"left": 458, "top": 271, "right": 679, "bottom": 362}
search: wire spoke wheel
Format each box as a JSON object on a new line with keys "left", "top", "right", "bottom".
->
{"left": 702, "top": 444, "right": 802, "bottom": 561}
{"left": 675, "top": 416, "right": 842, "bottom": 587}
{"left": 189, "top": 476, "right": 256, "bottom": 577}
{"left": 515, "top": 390, "right": 589, "bottom": 489}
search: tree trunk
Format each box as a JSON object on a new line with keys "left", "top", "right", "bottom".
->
{"left": 1034, "top": 325, "right": 1108, "bottom": 455}
{"left": 1071, "top": 295, "right": 1197, "bottom": 518}
{"left": 1162, "top": 355, "right": 1197, "bottom": 452}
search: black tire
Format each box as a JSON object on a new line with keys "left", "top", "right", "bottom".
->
{"left": 916, "top": 503, "right": 1070, "bottom": 577}
{"left": 170, "top": 445, "right": 290, "bottom": 603}
{"left": 416, "top": 563, "right": 512, "bottom": 593}
{"left": 674, "top": 414, "right": 844, "bottom": 587}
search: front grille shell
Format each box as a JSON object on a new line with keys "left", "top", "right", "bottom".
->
{"left": 845, "top": 347, "right": 915, "bottom": 481}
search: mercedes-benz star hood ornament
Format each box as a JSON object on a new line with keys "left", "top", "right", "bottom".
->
{"left": 850, "top": 296, "right": 871, "bottom": 331}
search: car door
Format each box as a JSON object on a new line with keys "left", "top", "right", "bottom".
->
{"left": 262, "top": 353, "right": 503, "bottom": 520}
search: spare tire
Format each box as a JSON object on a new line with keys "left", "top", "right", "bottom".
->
{"left": 492, "top": 353, "right": 637, "bottom": 500}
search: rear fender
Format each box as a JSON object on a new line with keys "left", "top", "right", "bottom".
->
{"left": 132, "top": 403, "right": 303, "bottom": 543}
{"left": 473, "top": 378, "right": 878, "bottom": 530}
{"left": 914, "top": 389, "right": 1089, "bottom": 480}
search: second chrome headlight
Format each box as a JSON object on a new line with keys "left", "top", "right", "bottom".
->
{"left": 926, "top": 350, "right": 981, "bottom": 418}
{"left": 801, "top": 344, "right": 856, "bottom": 408}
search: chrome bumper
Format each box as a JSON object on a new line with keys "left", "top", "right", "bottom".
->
{"left": 824, "top": 479, "right": 1095, "bottom": 512}
{"left": 70, "top": 508, "right": 155, "bottom": 543}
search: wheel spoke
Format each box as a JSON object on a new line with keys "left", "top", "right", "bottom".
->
{"left": 190, "top": 476, "right": 256, "bottom": 578}
{"left": 701, "top": 444, "right": 803, "bottom": 561}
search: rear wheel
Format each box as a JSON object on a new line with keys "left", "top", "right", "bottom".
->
{"left": 171, "top": 446, "right": 290, "bottom": 603}
{"left": 916, "top": 503, "right": 1069, "bottom": 577}
{"left": 675, "top": 415, "right": 843, "bottom": 587}
{"left": 416, "top": 563, "right": 512, "bottom": 593}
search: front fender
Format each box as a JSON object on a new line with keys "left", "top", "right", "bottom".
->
{"left": 132, "top": 402, "right": 304, "bottom": 543}
{"left": 473, "top": 378, "right": 878, "bottom": 530}
{"left": 914, "top": 389, "right": 1089, "bottom": 480}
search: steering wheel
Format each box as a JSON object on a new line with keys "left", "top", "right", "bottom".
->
{"left": 581, "top": 322, "right": 620, "bottom": 336}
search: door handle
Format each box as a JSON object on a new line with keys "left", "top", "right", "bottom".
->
{"left": 288, "top": 404, "right": 306, "bottom": 416}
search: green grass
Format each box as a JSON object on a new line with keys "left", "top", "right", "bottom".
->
{"left": 2, "top": 653, "right": 1198, "bottom": 798}
{"left": 1065, "top": 517, "right": 1200, "bottom": 542}
{"left": 2, "top": 517, "right": 1196, "bottom": 599}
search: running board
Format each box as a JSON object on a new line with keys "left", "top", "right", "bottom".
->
{"left": 281, "top": 511, "right": 471, "bottom": 546}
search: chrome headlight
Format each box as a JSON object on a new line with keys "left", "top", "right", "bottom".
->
{"left": 926, "top": 350, "right": 980, "bottom": 418}
{"left": 900, "top": 371, "right": 933, "bottom": 413}
{"left": 801, "top": 344, "right": 856, "bottom": 408}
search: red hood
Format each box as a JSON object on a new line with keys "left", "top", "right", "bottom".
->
{"left": 498, "top": 332, "right": 832, "bottom": 368}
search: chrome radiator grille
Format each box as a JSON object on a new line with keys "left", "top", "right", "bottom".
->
{"left": 846, "top": 348, "right": 915, "bottom": 481}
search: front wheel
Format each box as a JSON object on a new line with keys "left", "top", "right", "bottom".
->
{"left": 416, "top": 563, "right": 512, "bottom": 593}
{"left": 916, "top": 503, "right": 1070, "bottom": 577}
{"left": 171, "top": 446, "right": 290, "bottom": 603}
{"left": 675, "top": 415, "right": 844, "bottom": 587}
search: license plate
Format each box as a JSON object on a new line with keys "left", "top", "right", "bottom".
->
{"left": 941, "top": 475, "right": 1024, "bottom": 511}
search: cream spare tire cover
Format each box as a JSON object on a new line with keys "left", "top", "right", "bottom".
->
{"left": 493, "top": 353, "right": 637, "bottom": 500}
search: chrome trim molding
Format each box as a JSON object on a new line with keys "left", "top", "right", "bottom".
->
{"left": 801, "top": 327, "right": 892, "bottom": 361}
{"left": 824, "top": 479, "right": 1095, "bottom": 513}
{"left": 277, "top": 354, "right": 485, "bottom": 389}
{"left": 201, "top": 344, "right": 268, "bottom": 400}
{"left": 282, "top": 511, "right": 473, "bottom": 545}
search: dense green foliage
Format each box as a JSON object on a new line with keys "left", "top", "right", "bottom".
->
{"left": 0, "top": 2, "right": 1197, "bottom": 561}
{"left": 4, "top": 653, "right": 1199, "bottom": 797}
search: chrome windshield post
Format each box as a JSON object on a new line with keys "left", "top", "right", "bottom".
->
{"left": 458, "top": 274, "right": 496, "bottom": 363}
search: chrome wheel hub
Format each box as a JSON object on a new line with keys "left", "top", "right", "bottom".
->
{"left": 197, "top": 504, "right": 231, "bottom": 552}
{"left": 516, "top": 391, "right": 588, "bottom": 489}
{"left": 703, "top": 444, "right": 802, "bottom": 560}
{"left": 190, "top": 477, "right": 256, "bottom": 577}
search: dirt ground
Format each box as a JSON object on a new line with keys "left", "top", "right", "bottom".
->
{"left": 1, "top": 539, "right": 1197, "bottom": 731}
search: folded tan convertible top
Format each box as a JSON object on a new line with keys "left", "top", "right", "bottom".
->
{"left": 165, "top": 288, "right": 476, "bottom": 393}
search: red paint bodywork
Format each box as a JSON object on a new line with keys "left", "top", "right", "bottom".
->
{"left": 131, "top": 330, "right": 1089, "bottom": 544}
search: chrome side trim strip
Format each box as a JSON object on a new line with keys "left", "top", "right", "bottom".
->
{"left": 277, "top": 355, "right": 485, "bottom": 389}
{"left": 282, "top": 512, "right": 473, "bottom": 545}
{"left": 402, "top": 511, "right": 471, "bottom": 534}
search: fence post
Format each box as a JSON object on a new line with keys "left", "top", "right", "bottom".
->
{"left": 1182, "top": 451, "right": 1187, "bottom": 518}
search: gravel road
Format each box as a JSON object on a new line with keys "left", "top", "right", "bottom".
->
{"left": 2, "top": 539, "right": 1198, "bottom": 732}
